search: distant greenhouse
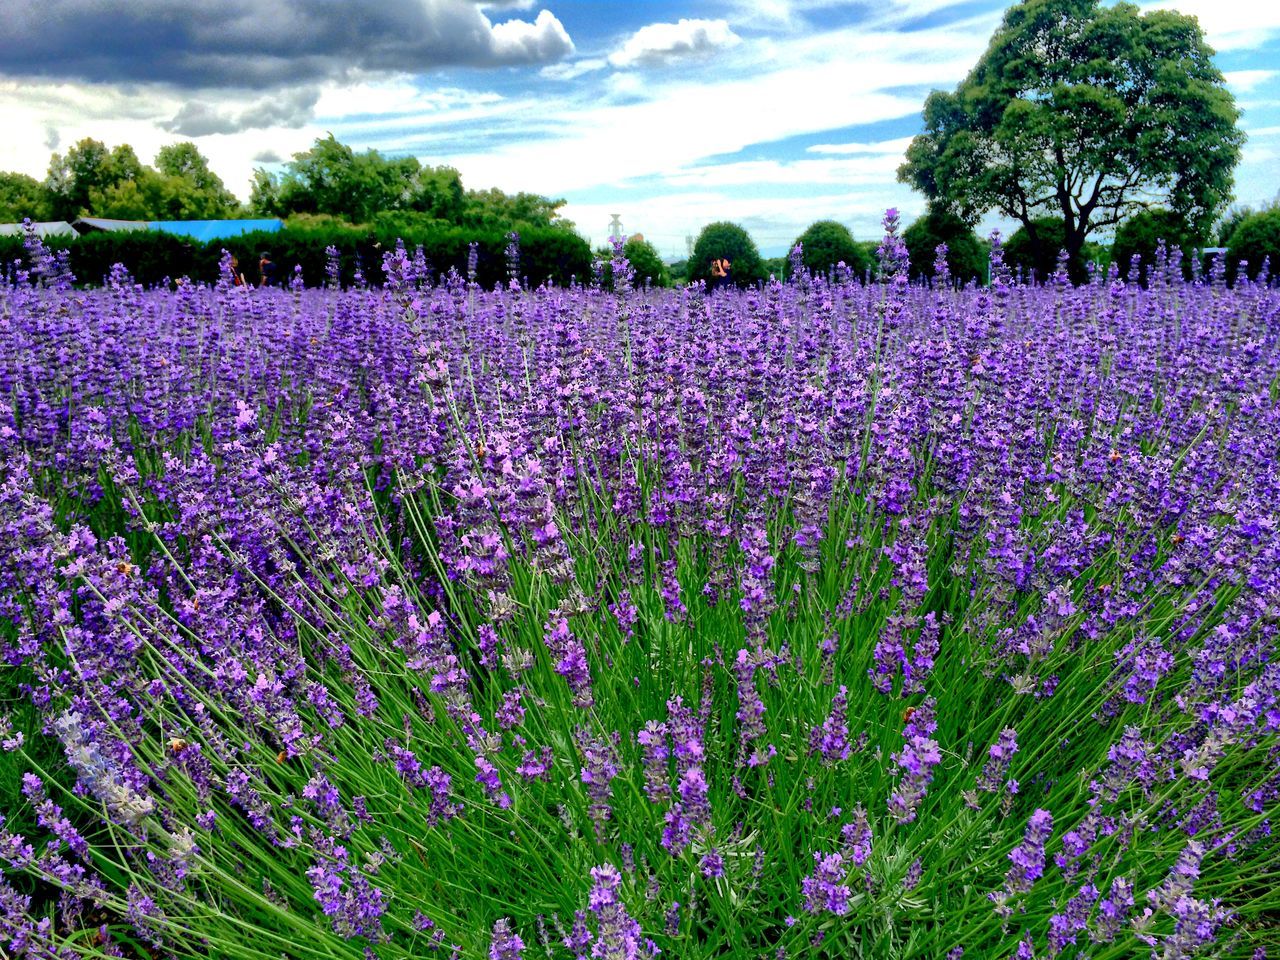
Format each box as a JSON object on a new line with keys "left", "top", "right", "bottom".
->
{"left": 70, "top": 218, "right": 283, "bottom": 240}
{"left": 0, "top": 221, "right": 77, "bottom": 238}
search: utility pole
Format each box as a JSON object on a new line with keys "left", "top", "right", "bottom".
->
{"left": 685, "top": 234, "right": 694, "bottom": 258}
{"left": 608, "top": 214, "right": 623, "bottom": 242}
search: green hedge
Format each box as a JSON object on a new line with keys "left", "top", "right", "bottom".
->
{"left": 0, "top": 222, "right": 593, "bottom": 289}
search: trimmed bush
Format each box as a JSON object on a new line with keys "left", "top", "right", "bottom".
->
{"left": 1225, "top": 207, "right": 1280, "bottom": 282}
{"left": 902, "top": 210, "right": 986, "bottom": 285}
{"left": 688, "top": 222, "right": 766, "bottom": 288}
{"left": 1111, "top": 209, "right": 1198, "bottom": 283}
{"left": 0, "top": 222, "right": 592, "bottom": 289}
{"left": 785, "top": 221, "right": 871, "bottom": 281}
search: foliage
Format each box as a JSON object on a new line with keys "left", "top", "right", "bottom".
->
{"left": 460, "top": 187, "right": 571, "bottom": 231}
{"left": 8, "top": 132, "right": 567, "bottom": 239}
{"left": 249, "top": 134, "right": 465, "bottom": 226}
{"left": 29, "top": 138, "right": 242, "bottom": 223}
{"left": 1224, "top": 206, "right": 1280, "bottom": 282}
{"left": 44, "top": 138, "right": 144, "bottom": 220}
{"left": 901, "top": 209, "right": 986, "bottom": 284}
{"left": 1110, "top": 208, "right": 1198, "bottom": 283}
{"left": 898, "top": 0, "right": 1244, "bottom": 266}
{"left": 0, "top": 172, "right": 51, "bottom": 222}
{"left": 1215, "top": 203, "right": 1266, "bottom": 248}
{"left": 785, "top": 220, "right": 871, "bottom": 281}
{"left": 153, "top": 142, "right": 241, "bottom": 218}
{"left": 688, "top": 221, "right": 766, "bottom": 287}
{"left": 598, "top": 236, "right": 670, "bottom": 289}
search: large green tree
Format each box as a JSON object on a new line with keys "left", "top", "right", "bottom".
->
{"left": 252, "top": 135, "right": 470, "bottom": 226}
{"left": 898, "top": 0, "right": 1243, "bottom": 272}
{"left": 45, "top": 139, "right": 144, "bottom": 220}
{"left": 622, "top": 236, "right": 669, "bottom": 288}
{"left": 154, "top": 142, "right": 241, "bottom": 218}
{"left": 461, "top": 188, "right": 569, "bottom": 231}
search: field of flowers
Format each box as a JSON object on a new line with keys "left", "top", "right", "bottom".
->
{"left": 1, "top": 224, "right": 1278, "bottom": 960}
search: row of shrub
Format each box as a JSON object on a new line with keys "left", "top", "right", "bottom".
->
{"left": 0, "top": 220, "right": 594, "bottom": 289}
{"left": 5, "top": 207, "right": 1277, "bottom": 291}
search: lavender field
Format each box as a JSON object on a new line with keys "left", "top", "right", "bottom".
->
{"left": 1, "top": 230, "right": 1278, "bottom": 960}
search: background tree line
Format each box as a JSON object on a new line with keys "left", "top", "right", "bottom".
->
{"left": 0, "top": 134, "right": 574, "bottom": 234}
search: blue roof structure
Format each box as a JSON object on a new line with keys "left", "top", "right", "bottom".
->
{"left": 73, "top": 217, "right": 151, "bottom": 233}
{"left": 148, "top": 219, "right": 283, "bottom": 242}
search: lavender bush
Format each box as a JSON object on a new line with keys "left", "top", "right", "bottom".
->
{"left": 0, "top": 223, "right": 1277, "bottom": 959}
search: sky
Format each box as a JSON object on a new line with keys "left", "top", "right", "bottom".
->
{"left": 1, "top": 0, "right": 1278, "bottom": 258}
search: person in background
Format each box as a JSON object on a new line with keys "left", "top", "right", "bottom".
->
{"left": 258, "top": 251, "right": 280, "bottom": 287}
{"left": 229, "top": 255, "right": 246, "bottom": 287}
{"left": 709, "top": 255, "right": 727, "bottom": 292}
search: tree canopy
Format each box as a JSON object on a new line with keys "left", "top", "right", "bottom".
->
{"left": 0, "top": 172, "right": 50, "bottom": 222}
{"left": 785, "top": 220, "right": 871, "bottom": 281}
{"left": 688, "top": 222, "right": 765, "bottom": 288}
{"left": 250, "top": 135, "right": 570, "bottom": 231}
{"left": 45, "top": 139, "right": 144, "bottom": 220}
{"left": 898, "top": 0, "right": 1243, "bottom": 273}
{"left": 31, "top": 138, "right": 243, "bottom": 221}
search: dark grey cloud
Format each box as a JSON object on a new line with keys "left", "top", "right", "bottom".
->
{"left": 0, "top": 1, "right": 573, "bottom": 90}
{"left": 162, "top": 88, "right": 319, "bottom": 136}
{"left": 252, "top": 149, "right": 285, "bottom": 164}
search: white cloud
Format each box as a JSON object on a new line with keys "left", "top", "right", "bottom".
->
{"left": 491, "top": 10, "right": 575, "bottom": 63}
{"left": 162, "top": 88, "right": 318, "bottom": 137}
{"left": 314, "top": 82, "right": 503, "bottom": 121}
{"left": 661, "top": 152, "right": 907, "bottom": 190}
{"left": 609, "top": 19, "right": 742, "bottom": 68}
{"left": 540, "top": 58, "right": 608, "bottom": 81}
{"left": 445, "top": 17, "right": 988, "bottom": 196}
{"left": 1225, "top": 70, "right": 1278, "bottom": 94}
{"left": 807, "top": 136, "right": 916, "bottom": 156}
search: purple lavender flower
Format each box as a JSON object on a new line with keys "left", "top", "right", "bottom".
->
{"left": 577, "top": 730, "right": 620, "bottom": 842}
{"left": 637, "top": 720, "right": 670, "bottom": 803}
{"left": 587, "top": 864, "right": 642, "bottom": 960}
{"left": 992, "top": 809, "right": 1054, "bottom": 918}
{"left": 810, "top": 685, "right": 850, "bottom": 763}
{"left": 976, "top": 728, "right": 1019, "bottom": 794}
{"left": 490, "top": 918, "right": 525, "bottom": 960}
{"left": 840, "top": 805, "right": 873, "bottom": 867}
{"left": 800, "top": 850, "right": 850, "bottom": 916}
{"left": 888, "top": 698, "right": 941, "bottom": 823}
